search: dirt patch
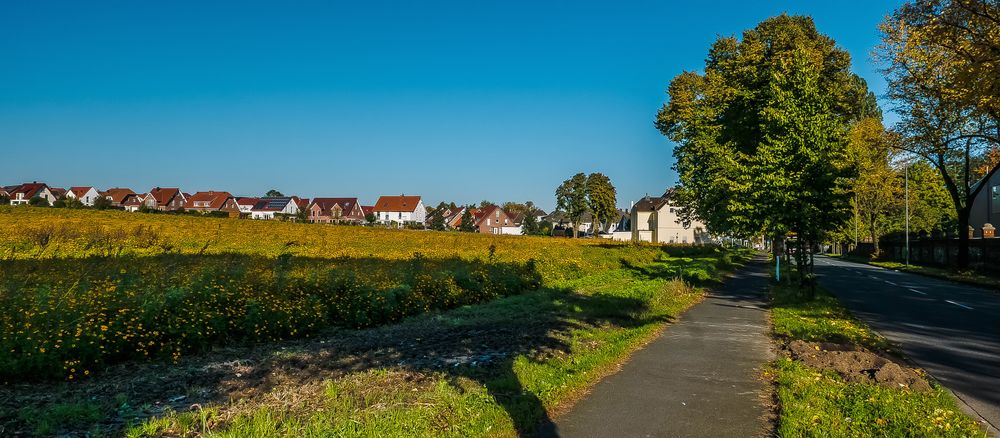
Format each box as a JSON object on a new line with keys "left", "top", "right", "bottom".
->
{"left": 786, "top": 340, "right": 931, "bottom": 392}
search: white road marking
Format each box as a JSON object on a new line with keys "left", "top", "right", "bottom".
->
{"left": 908, "top": 288, "right": 927, "bottom": 295}
{"left": 945, "top": 300, "right": 974, "bottom": 310}
{"left": 885, "top": 281, "right": 897, "bottom": 286}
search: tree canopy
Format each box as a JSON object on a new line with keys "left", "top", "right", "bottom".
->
{"left": 585, "top": 173, "right": 617, "bottom": 235}
{"left": 555, "top": 173, "right": 589, "bottom": 238}
{"left": 657, "top": 14, "right": 877, "bottom": 273}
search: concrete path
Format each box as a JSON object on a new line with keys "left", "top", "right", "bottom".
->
{"left": 814, "top": 256, "right": 1000, "bottom": 436}
{"left": 543, "top": 257, "right": 774, "bottom": 438}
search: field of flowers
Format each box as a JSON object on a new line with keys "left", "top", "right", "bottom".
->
{"left": 0, "top": 207, "right": 679, "bottom": 382}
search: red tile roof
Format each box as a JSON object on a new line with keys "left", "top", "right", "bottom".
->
{"left": 361, "top": 205, "right": 375, "bottom": 216}
{"left": 11, "top": 183, "right": 48, "bottom": 199}
{"left": 48, "top": 187, "right": 66, "bottom": 198}
{"left": 311, "top": 198, "right": 362, "bottom": 217}
{"left": 185, "top": 191, "right": 234, "bottom": 210}
{"left": 149, "top": 187, "right": 181, "bottom": 207}
{"left": 373, "top": 195, "right": 421, "bottom": 212}
{"left": 102, "top": 188, "right": 136, "bottom": 204}
{"left": 236, "top": 197, "right": 259, "bottom": 206}
{"left": 68, "top": 186, "right": 95, "bottom": 198}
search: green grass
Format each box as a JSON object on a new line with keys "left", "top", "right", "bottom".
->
{"left": 770, "top": 271, "right": 987, "bottom": 437}
{"left": 770, "top": 280, "right": 891, "bottom": 352}
{"left": 774, "top": 357, "right": 985, "bottom": 437}
{"left": 119, "top": 249, "right": 751, "bottom": 437}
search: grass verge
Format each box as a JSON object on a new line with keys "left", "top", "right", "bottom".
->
{"left": 769, "top": 276, "right": 987, "bottom": 437}
{"left": 6, "top": 247, "right": 752, "bottom": 436}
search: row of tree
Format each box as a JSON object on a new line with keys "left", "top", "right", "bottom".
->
{"left": 658, "top": 1, "right": 1000, "bottom": 273}
{"left": 555, "top": 172, "right": 617, "bottom": 238}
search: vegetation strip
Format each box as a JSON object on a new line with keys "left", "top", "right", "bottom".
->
{"left": 768, "top": 270, "right": 986, "bottom": 437}
{"left": 0, "top": 207, "right": 751, "bottom": 436}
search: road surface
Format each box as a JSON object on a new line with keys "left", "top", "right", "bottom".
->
{"left": 815, "top": 255, "right": 1000, "bottom": 435}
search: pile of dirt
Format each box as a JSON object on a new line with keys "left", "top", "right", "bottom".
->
{"left": 786, "top": 340, "right": 931, "bottom": 392}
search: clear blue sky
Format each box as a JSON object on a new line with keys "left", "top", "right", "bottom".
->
{"left": 1, "top": 1, "right": 902, "bottom": 211}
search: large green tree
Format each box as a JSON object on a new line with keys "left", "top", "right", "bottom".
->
{"left": 847, "top": 118, "right": 903, "bottom": 256}
{"left": 585, "top": 173, "right": 617, "bottom": 235}
{"left": 459, "top": 206, "right": 477, "bottom": 232}
{"left": 657, "top": 14, "right": 876, "bottom": 276}
{"left": 878, "top": 0, "right": 1000, "bottom": 268}
{"left": 556, "top": 173, "right": 589, "bottom": 238}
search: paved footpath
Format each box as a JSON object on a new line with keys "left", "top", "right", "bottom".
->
{"left": 542, "top": 257, "right": 774, "bottom": 438}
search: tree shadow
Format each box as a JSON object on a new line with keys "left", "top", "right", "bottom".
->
{"left": 1, "top": 253, "right": 670, "bottom": 436}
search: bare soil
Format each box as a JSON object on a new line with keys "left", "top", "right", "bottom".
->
{"left": 786, "top": 340, "right": 931, "bottom": 392}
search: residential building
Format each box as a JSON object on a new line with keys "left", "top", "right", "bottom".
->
{"left": 101, "top": 188, "right": 136, "bottom": 208}
{"left": 630, "top": 190, "right": 708, "bottom": 244}
{"left": 235, "top": 197, "right": 259, "bottom": 215}
{"left": 148, "top": 187, "right": 186, "bottom": 211}
{"left": 250, "top": 197, "right": 300, "bottom": 220}
{"left": 185, "top": 191, "right": 239, "bottom": 214}
{"left": 67, "top": 186, "right": 101, "bottom": 206}
{"left": 969, "top": 171, "right": 1000, "bottom": 236}
{"left": 8, "top": 182, "right": 56, "bottom": 206}
{"left": 48, "top": 187, "right": 67, "bottom": 199}
{"left": 472, "top": 205, "right": 520, "bottom": 234}
{"left": 123, "top": 192, "right": 156, "bottom": 212}
{"left": 373, "top": 195, "right": 425, "bottom": 225}
{"left": 309, "top": 198, "right": 365, "bottom": 223}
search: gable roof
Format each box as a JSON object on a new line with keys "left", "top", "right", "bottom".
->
{"left": 10, "top": 182, "right": 49, "bottom": 199}
{"left": 473, "top": 205, "right": 512, "bottom": 226}
{"left": 68, "top": 186, "right": 96, "bottom": 198}
{"left": 185, "top": 191, "right": 234, "bottom": 210}
{"left": 149, "top": 187, "right": 182, "bottom": 206}
{"left": 252, "top": 197, "right": 295, "bottom": 212}
{"left": 374, "top": 195, "right": 421, "bottom": 212}
{"left": 292, "top": 196, "right": 310, "bottom": 210}
{"left": 236, "top": 197, "right": 259, "bottom": 206}
{"left": 311, "top": 198, "right": 361, "bottom": 216}
{"left": 48, "top": 187, "right": 66, "bottom": 198}
{"left": 102, "top": 188, "right": 136, "bottom": 203}
{"left": 361, "top": 205, "right": 374, "bottom": 216}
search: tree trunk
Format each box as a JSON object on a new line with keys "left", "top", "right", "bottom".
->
{"left": 572, "top": 219, "right": 579, "bottom": 238}
{"left": 957, "top": 207, "right": 970, "bottom": 269}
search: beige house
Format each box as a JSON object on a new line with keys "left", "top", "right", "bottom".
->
{"left": 630, "top": 190, "right": 708, "bottom": 244}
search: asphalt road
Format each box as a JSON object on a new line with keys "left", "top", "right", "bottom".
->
{"left": 814, "top": 255, "right": 1000, "bottom": 435}
{"left": 544, "top": 257, "right": 774, "bottom": 437}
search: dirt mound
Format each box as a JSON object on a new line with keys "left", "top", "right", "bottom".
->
{"left": 787, "top": 340, "right": 931, "bottom": 392}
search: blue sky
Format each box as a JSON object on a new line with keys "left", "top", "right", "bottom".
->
{"left": 1, "top": 1, "right": 903, "bottom": 211}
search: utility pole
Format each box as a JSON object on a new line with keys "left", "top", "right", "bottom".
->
{"left": 905, "top": 162, "right": 910, "bottom": 266}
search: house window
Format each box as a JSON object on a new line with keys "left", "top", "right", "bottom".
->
{"left": 992, "top": 185, "right": 1000, "bottom": 214}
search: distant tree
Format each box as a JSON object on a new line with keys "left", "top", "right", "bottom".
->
{"left": 478, "top": 200, "right": 496, "bottom": 209}
{"left": 63, "top": 197, "right": 84, "bottom": 209}
{"left": 586, "top": 173, "right": 617, "bottom": 235}
{"left": 92, "top": 196, "right": 113, "bottom": 210}
{"left": 265, "top": 189, "right": 284, "bottom": 198}
{"left": 459, "top": 207, "right": 477, "bottom": 232}
{"left": 539, "top": 220, "right": 554, "bottom": 236}
{"left": 522, "top": 213, "right": 540, "bottom": 235}
{"left": 556, "top": 173, "right": 589, "bottom": 238}
{"left": 430, "top": 213, "right": 446, "bottom": 231}
{"left": 365, "top": 212, "right": 376, "bottom": 225}
{"left": 448, "top": 201, "right": 458, "bottom": 210}
{"left": 295, "top": 208, "right": 309, "bottom": 223}
{"left": 0, "top": 194, "right": 9, "bottom": 205}
{"left": 52, "top": 198, "right": 67, "bottom": 208}
{"left": 28, "top": 197, "right": 49, "bottom": 207}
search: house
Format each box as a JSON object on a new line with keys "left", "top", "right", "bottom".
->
{"left": 8, "top": 182, "right": 56, "bottom": 206}
{"left": 969, "top": 171, "right": 1000, "bottom": 236}
{"left": 185, "top": 191, "right": 239, "bottom": 214}
{"left": 309, "top": 198, "right": 365, "bottom": 223}
{"left": 235, "top": 197, "right": 259, "bottom": 215}
{"left": 361, "top": 205, "right": 375, "bottom": 219}
{"left": 123, "top": 192, "right": 156, "bottom": 212}
{"left": 373, "top": 195, "right": 425, "bottom": 225}
{"left": 67, "top": 186, "right": 101, "bottom": 206}
{"left": 48, "top": 187, "right": 67, "bottom": 199}
{"left": 445, "top": 206, "right": 473, "bottom": 229}
{"left": 148, "top": 187, "right": 186, "bottom": 211}
{"left": 472, "top": 205, "right": 520, "bottom": 234}
{"left": 630, "top": 190, "right": 708, "bottom": 244}
{"left": 250, "top": 197, "right": 300, "bottom": 220}
{"left": 101, "top": 188, "right": 136, "bottom": 208}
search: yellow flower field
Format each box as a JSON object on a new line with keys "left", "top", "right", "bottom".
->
{"left": 0, "top": 207, "right": 683, "bottom": 381}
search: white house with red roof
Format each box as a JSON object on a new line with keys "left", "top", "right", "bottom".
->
{"left": 67, "top": 186, "right": 101, "bottom": 206}
{"left": 250, "top": 197, "right": 300, "bottom": 220}
{"left": 373, "top": 195, "right": 425, "bottom": 225}
{"left": 8, "top": 182, "right": 56, "bottom": 206}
